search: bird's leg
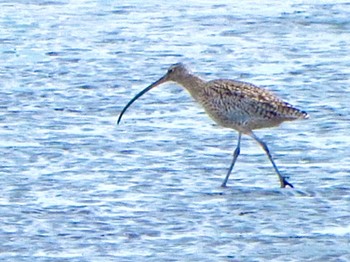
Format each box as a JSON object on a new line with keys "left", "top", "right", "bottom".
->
{"left": 221, "top": 132, "right": 242, "bottom": 187}
{"left": 249, "top": 132, "right": 294, "bottom": 188}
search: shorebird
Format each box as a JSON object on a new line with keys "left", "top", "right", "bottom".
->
{"left": 117, "top": 63, "right": 308, "bottom": 188}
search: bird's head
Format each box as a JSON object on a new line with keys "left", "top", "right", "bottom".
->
{"left": 117, "top": 63, "right": 190, "bottom": 124}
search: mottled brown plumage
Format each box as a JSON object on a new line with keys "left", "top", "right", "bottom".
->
{"left": 198, "top": 79, "right": 307, "bottom": 132}
{"left": 118, "top": 63, "right": 308, "bottom": 188}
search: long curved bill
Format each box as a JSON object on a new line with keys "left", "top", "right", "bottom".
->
{"left": 117, "top": 75, "right": 168, "bottom": 124}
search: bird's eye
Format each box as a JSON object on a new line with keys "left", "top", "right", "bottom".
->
{"left": 168, "top": 68, "right": 174, "bottom": 73}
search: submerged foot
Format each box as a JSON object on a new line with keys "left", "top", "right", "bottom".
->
{"left": 221, "top": 182, "right": 228, "bottom": 188}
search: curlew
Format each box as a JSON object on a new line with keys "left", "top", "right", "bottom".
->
{"left": 117, "top": 63, "right": 308, "bottom": 188}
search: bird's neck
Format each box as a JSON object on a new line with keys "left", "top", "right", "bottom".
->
{"left": 174, "top": 73, "right": 206, "bottom": 100}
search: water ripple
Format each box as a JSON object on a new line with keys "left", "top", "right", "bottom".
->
{"left": 1, "top": 0, "right": 350, "bottom": 261}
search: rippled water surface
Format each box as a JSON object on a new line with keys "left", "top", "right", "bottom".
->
{"left": 1, "top": 0, "right": 350, "bottom": 261}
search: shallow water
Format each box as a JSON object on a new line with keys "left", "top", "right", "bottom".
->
{"left": 1, "top": 0, "right": 350, "bottom": 261}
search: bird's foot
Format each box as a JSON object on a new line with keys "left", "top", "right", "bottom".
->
{"left": 281, "top": 178, "right": 294, "bottom": 188}
{"left": 221, "top": 182, "right": 228, "bottom": 188}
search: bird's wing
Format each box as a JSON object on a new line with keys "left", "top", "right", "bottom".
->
{"left": 206, "top": 79, "right": 305, "bottom": 120}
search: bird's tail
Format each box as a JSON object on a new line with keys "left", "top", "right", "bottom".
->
{"left": 283, "top": 104, "right": 309, "bottom": 120}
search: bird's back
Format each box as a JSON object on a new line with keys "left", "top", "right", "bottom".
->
{"left": 196, "top": 79, "right": 308, "bottom": 132}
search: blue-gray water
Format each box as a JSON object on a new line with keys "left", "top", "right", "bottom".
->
{"left": 1, "top": 0, "right": 350, "bottom": 261}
